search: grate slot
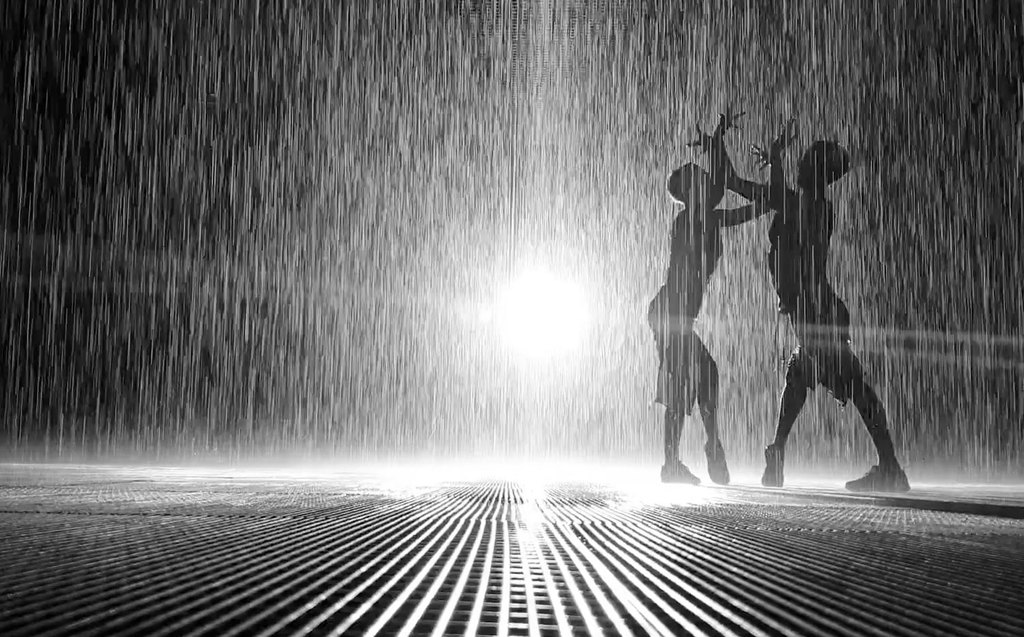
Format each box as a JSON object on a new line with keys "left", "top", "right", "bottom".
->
{"left": 1, "top": 469, "right": 1022, "bottom": 637}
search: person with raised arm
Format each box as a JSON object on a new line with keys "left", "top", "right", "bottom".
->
{"left": 729, "top": 121, "right": 910, "bottom": 492}
{"left": 649, "top": 107, "right": 771, "bottom": 484}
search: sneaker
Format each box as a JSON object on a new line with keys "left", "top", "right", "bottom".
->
{"left": 704, "top": 440, "right": 730, "bottom": 485}
{"left": 761, "top": 444, "right": 785, "bottom": 487}
{"left": 845, "top": 464, "right": 910, "bottom": 493}
{"left": 661, "top": 461, "right": 701, "bottom": 485}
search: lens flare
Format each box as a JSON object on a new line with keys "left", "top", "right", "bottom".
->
{"left": 490, "top": 268, "right": 590, "bottom": 361}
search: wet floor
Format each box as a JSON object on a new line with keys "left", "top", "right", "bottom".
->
{"left": 2, "top": 464, "right": 1023, "bottom": 636}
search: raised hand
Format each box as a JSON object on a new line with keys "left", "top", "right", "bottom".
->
{"left": 718, "top": 105, "right": 745, "bottom": 134}
{"left": 686, "top": 124, "right": 714, "bottom": 150}
{"left": 751, "top": 117, "right": 797, "bottom": 170}
{"left": 750, "top": 145, "right": 770, "bottom": 169}
{"left": 687, "top": 105, "right": 746, "bottom": 150}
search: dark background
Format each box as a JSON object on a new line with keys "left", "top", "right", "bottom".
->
{"left": 1, "top": 1, "right": 1021, "bottom": 475}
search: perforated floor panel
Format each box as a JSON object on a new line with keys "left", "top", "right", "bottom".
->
{"left": 1, "top": 464, "right": 1023, "bottom": 636}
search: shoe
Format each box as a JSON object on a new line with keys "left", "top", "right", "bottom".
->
{"left": 845, "top": 464, "right": 910, "bottom": 493}
{"left": 704, "top": 440, "right": 730, "bottom": 485}
{"left": 761, "top": 444, "right": 785, "bottom": 487}
{"left": 661, "top": 461, "right": 701, "bottom": 485}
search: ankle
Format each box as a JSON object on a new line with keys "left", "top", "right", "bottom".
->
{"left": 878, "top": 458, "right": 902, "bottom": 471}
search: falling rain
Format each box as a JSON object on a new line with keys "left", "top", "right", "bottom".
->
{"left": 1, "top": 0, "right": 1021, "bottom": 481}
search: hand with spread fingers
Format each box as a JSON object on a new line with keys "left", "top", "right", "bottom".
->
{"left": 685, "top": 124, "right": 713, "bottom": 150}
{"left": 718, "top": 105, "right": 746, "bottom": 133}
{"left": 686, "top": 105, "right": 745, "bottom": 150}
{"left": 751, "top": 117, "right": 797, "bottom": 170}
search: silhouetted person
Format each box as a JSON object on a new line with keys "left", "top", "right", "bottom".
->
{"left": 730, "top": 122, "right": 910, "bottom": 492}
{"left": 649, "top": 108, "right": 770, "bottom": 484}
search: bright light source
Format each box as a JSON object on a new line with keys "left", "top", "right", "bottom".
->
{"left": 490, "top": 268, "right": 589, "bottom": 361}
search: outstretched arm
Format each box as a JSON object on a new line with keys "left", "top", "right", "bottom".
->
{"left": 729, "top": 175, "right": 770, "bottom": 203}
{"left": 715, "top": 201, "right": 772, "bottom": 228}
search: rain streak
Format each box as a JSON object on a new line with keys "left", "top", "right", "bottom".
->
{"left": 1, "top": 0, "right": 1021, "bottom": 479}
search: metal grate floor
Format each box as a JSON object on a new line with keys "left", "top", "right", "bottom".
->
{"left": 1, "top": 465, "right": 1023, "bottom": 636}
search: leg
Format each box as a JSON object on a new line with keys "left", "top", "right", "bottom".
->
{"left": 650, "top": 297, "right": 680, "bottom": 468}
{"left": 695, "top": 341, "right": 720, "bottom": 445}
{"left": 773, "top": 375, "right": 810, "bottom": 449}
{"left": 850, "top": 377, "right": 899, "bottom": 468}
{"left": 816, "top": 344, "right": 909, "bottom": 492}
{"left": 694, "top": 338, "right": 729, "bottom": 484}
{"left": 762, "top": 347, "right": 811, "bottom": 487}
{"left": 661, "top": 403, "right": 700, "bottom": 485}
{"left": 655, "top": 338, "right": 686, "bottom": 466}
{"left": 663, "top": 407, "right": 684, "bottom": 466}
{"left": 660, "top": 336, "right": 700, "bottom": 485}
{"left": 829, "top": 348, "right": 910, "bottom": 492}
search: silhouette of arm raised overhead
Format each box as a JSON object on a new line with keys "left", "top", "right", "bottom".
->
{"left": 686, "top": 106, "right": 745, "bottom": 152}
{"left": 687, "top": 106, "right": 744, "bottom": 198}
{"left": 730, "top": 118, "right": 800, "bottom": 211}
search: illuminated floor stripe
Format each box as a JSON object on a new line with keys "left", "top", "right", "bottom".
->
{"left": 543, "top": 519, "right": 664, "bottom": 635}
{"left": 462, "top": 520, "right": 495, "bottom": 636}
{"left": 499, "top": 519, "right": 514, "bottom": 637}
{"left": 515, "top": 520, "right": 546, "bottom": 636}
{"left": 430, "top": 518, "right": 485, "bottom": 637}
{"left": 1, "top": 471, "right": 1023, "bottom": 637}
{"left": 155, "top": 498, "right": 460, "bottom": 635}
{"left": 268, "top": 496, "right": 479, "bottom": 635}
{"left": 638, "top": 505, "right": 1017, "bottom": 635}
{"left": 11, "top": 494, "right": 436, "bottom": 635}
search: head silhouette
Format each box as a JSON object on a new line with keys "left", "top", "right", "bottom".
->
{"left": 796, "top": 141, "right": 850, "bottom": 193}
{"left": 667, "top": 163, "right": 709, "bottom": 207}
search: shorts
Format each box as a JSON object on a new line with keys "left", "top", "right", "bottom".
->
{"left": 652, "top": 330, "right": 713, "bottom": 415}
{"left": 786, "top": 341, "right": 864, "bottom": 405}
{"left": 647, "top": 290, "right": 713, "bottom": 414}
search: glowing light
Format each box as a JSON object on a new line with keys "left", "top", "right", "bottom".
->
{"left": 490, "top": 268, "right": 589, "bottom": 361}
